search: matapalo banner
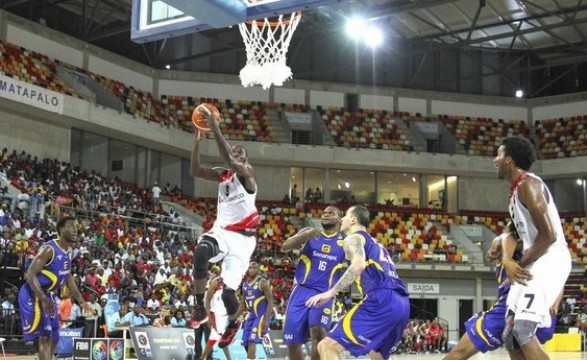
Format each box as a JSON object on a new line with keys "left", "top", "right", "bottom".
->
{"left": 0, "top": 74, "right": 65, "bottom": 114}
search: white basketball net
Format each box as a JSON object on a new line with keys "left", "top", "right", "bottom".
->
{"left": 238, "top": 12, "right": 301, "bottom": 90}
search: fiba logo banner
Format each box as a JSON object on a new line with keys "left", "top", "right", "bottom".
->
{"left": 73, "top": 338, "right": 124, "bottom": 360}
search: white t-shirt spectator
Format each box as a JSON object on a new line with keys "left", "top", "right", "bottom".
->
{"left": 152, "top": 185, "right": 162, "bottom": 199}
{"left": 146, "top": 298, "right": 160, "bottom": 311}
{"left": 153, "top": 269, "right": 168, "bottom": 286}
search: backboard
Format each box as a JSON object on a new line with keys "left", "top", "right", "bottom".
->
{"left": 131, "top": 0, "right": 350, "bottom": 43}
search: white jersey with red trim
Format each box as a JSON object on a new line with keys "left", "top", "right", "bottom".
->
{"left": 210, "top": 276, "right": 226, "bottom": 315}
{"left": 215, "top": 170, "right": 259, "bottom": 232}
{"left": 509, "top": 172, "right": 567, "bottom": 251}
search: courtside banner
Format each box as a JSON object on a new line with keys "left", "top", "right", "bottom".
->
{"left": 0, "top": 74, "right": 65, "bottom": 114}
{"left": 130, "top": 327, "right": 196, "bottom": 360}
{"left": 73, "top": 338, "right": 124, "bottom": 360}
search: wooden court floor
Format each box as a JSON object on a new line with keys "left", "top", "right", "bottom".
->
{"left": 7, "top": 349, "right": 587, "bottom": 360}
{"left": 390, "top": 349, "right": 587, "bottom": 359}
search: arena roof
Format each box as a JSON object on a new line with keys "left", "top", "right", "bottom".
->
{"left": 3, "top": 0, "right": 587, "bottom": 97}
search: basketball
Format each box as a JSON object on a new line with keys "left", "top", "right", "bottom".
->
{"left": 192, "top": 103, "right": 221, "bottom": 132}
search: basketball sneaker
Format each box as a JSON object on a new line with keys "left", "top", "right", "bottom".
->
{"left": 190, "top": 305, "right": 208, "bottom": 328}
{"left": 218, "top": 320, "right": 241, "bottom": 348}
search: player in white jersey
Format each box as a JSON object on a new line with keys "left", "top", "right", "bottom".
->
{"left": 493, "top": 136, "right": 571, "bottom": 360}
{"left": 190, "top": 108, "right": 260, "bottom": 348}
{"left": 201, "top": 274, "right": 232, "bottom": 360}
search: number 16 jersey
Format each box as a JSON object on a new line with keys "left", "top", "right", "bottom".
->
{"left": 294, "top": 231, "right": 346, "bottom": 292}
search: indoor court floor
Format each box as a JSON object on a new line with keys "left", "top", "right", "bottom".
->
{"left": 6, "top": 349, "right": 587, "bottom": 360}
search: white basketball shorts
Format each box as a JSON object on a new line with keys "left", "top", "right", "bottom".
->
{"left": 198, "top": 225, "right": 257, "bottom": 290}
{"left": 506, "top": 244, "right": 571, "bottom": 327}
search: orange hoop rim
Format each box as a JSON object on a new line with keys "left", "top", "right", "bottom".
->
{"left": 245, "top": 11, "right": 302, "bottom": 27}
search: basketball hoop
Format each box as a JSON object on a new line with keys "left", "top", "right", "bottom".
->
{"left": 238, "top": 11, "right": 302, "bottom": 90}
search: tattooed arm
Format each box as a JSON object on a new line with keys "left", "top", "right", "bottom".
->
{"left": 331, "top": 234, "right": 365, "bottom": 293}
{"left": 305, "top": 234, "right": 365, "bottom": 307}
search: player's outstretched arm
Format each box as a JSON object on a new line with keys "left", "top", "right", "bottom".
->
{"left": 190, "top": 130, "right": 221, "bottom": 181}
{"left": 66, "top": 274, "right": 91, "bottom": 312}
{"left": 281, "top": 227, "right": 321, "bottom": 251}
{"left": 260, "top": 279, "right": 274, "bottom": 331}
{"left": 306, "top": 234, "right": 365, "bottom": 307}
{"left": 204, "top": 107, "right": 254, "bottom": 181}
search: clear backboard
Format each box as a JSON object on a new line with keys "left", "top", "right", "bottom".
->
{"left": 131, "top": 0, "right": 348, "bottom": 43}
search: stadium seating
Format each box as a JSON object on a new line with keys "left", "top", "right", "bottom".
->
{"left": 4, "top": 39, "right": 587, "bottom": 160}
{"left": 319, "top": 108, "right": 412, "bottom": 150}
{"left": 160, "top": 96, "right": 278, "bottom": 142}
{"left": 437, "top": 114, "right": 530, "bottom": 157}
{"left": 0, "top": 40, "right": 80, "bottom": 98}
{"left": 88, "top": 73, "right": 165, "bottom": 124}
{"left": 564, "top": 216, "right": 587, "bottom": 264}
{"left": 534, "top": 116, "right": 587, "bottom": 158}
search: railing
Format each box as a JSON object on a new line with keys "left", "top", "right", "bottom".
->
{"left": 58, "top": 205, "right": 200, "bottom": 240}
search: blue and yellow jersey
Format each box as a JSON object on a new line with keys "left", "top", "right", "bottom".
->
{"left": 242, "top": 276, "right": 268, "bottom": 318}
{"left": 34, "top": 239, "right": 72, "bottom": 292}
{"left": 295, "top": 231, "right": 346, "bottom": 292}
{"left": 353, "top": 230, "right": 408, "bottom": 297}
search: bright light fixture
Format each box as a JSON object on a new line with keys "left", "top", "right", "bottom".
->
{"left": 367, "top": 27, "right": 383, "bottom": 48}
{"left": 345, "top": 18, "right": 365, "bottom": 40}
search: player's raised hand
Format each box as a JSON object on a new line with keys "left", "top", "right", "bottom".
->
{"left": 195, "top": 128, "right": 207, "bottom": 142}
{"left": 199, "top": 105, "right": 218, "bottom": 127}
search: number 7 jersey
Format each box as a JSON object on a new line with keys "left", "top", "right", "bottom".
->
{"left": 294, "top": 231, "right": 346, "bottom": 292}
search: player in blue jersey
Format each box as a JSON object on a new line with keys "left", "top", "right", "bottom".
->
{"left": 237, "top": 261, "right": 274, "bottom": 360}
{"left": 18, "top": 216, "right": 92, "bottom": 360}
{"left": 281, "top": 205, "right": 345, "bottom": 360}
{"left": 306, "top": 205, "right": 410, "bottom": 360}
{"left": 442, "top": 227, "right": 559, "bottom": 360}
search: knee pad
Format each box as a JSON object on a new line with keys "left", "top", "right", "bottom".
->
{"left": 502, "top": 312, "right": 516, "bottom": 351}
{"left": 221, "top": 288, "right": 239, "bottom": 316}
{"left": 512, "top": 319, "right": 537, "bottom": 347}
{"left": 192, "top": 236, "right": 219, "bottom": 279}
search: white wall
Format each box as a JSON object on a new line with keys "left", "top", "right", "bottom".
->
{"left": 274, "top": 88, "right": 305, "bottom": 105}
{"left": 431, "top": 100, "right": 527, "bottom": 120}
{"left": 532, "top": 99, "right": 587, "bottom": 120}
{"left": 458, "top": 177, "right": 509, "bottom": 211}
{"left": 399, "top": 97, "right": 427, "bottom": 116}
{"left": 159, "top": 153, "right": 182, "bottom": 188}
{"left": 6, "top": 25, "right": 84, "bottom": 68}
{"left": 0, "top": 105, "right": 70, "bottom": 161}
{"left": 309, "top": 90, "right": 344, "bottom": 109}
{"left": 89, "top": 56, "right": 153, "bottom": 92}
{"left": 158, "top": 80, "right": 269, "bottom": 102}
{"left": 359, "top": 94, "right": 393, "bottom": 111}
